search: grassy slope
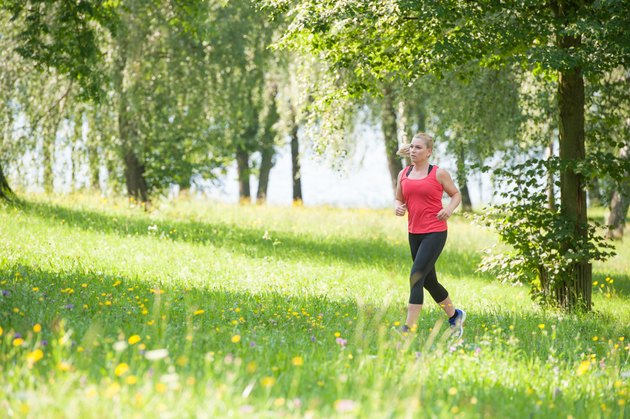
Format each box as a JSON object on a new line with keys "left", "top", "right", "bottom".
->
{"left": 0, "top": 194, "right": 628, "bottom": 418}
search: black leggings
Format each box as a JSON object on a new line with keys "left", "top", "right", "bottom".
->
{"left": 408, "top": 231, "right": 449, "bottom": 305}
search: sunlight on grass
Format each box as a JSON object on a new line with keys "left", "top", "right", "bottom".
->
{"left": 0, "top": 194, "right": 628, "bottom": 417}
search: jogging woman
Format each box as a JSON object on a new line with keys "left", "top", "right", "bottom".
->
{"left": 394, "top": 132, "right": 466, "bottom": 337}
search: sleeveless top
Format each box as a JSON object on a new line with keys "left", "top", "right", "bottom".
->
{"left": 400, "top": 165, "right": 447, "bottom": 234}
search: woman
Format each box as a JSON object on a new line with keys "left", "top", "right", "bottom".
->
{"left": 394, "top": 132, "right": 466, "bottom": 337}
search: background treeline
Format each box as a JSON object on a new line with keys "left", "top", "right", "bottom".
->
{"left": 0, "top": 0, "right": 628, "bottom": 310}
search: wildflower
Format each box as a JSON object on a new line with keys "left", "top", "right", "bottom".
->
{"left": 27, "top": 349, "right": 44, "bottom": 366}
{"left": 193, "top": 309, "right": 204, "bottom": 316}
{"left": 128, "top": 335, "right": 141, "bottom": 345}
{"left": 57, "top": 361, "right": 71, "bottom": 372}
{"left": 292, "top": 356, "right": 304, "bottom": 366}
{"left": 336, "top": 337, "right": 347, "bottom": 348}
{"left": 231, "top": 335, "right": 241, "bottom": 343}
{"left": 577, "top": 360, "right": 590, "bottom": 376}
{"left": 126, "top": 375, "right": 138, "bottom": 385}
{"left": 448, "top": 387, "right": 458, "bottom": 396}
{"left": 334, "top": 400, "right": 356, "bottom": 412}
{"left": 64, "top": 304, "right": 75, "bottom": 310}
{"left": 145, "top": 349, "right": 169, "bottom": 360}
{"left": 334, "top": 332, "right": 341, "bottom": 337}
{"left": 538, "top": 324, "right": 545, "bottom": 330}
{"left": 0, "top": 326, "right": 3, "bottom": 336}
{"left": 114, "top": 363, "right": 129, "bottom": 377}
{"left": 13, "top": 337, "right": 24, "bottom": 347}
{"left": 33, "top": 324, "right": 41, "bottom": 333}
{"left": 261, "top": 376, "right": 276, "bottom": 388}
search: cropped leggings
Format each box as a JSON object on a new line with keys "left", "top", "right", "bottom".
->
{"left": 408, "top": 230, "right": 449, "bottom": 305}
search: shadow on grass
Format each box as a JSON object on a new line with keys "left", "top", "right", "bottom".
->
{"left": 15, "top": 199, "right": 491, "bottom": 281}
{"left": 2, "top": 263, "right": 625, "bottom": 369}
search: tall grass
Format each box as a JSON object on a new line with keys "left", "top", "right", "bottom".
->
{"left": 0, "top": 194, "right": 628, "bottom": 418}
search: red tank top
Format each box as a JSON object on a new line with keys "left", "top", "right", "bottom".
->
{"left": 400, "top": 165, "right": 447, "bottom": 234}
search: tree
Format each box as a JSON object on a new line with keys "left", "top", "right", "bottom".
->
{"left": 269, "top": 0, "right": 630, "bottom": 310}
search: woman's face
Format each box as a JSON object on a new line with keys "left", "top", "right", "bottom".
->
{"left": 409, "top": 138, "right": 432, "bottom": 162}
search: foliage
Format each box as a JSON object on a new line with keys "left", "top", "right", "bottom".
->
{"left": 476, "top": 158, "right": 616, "bottom": 307}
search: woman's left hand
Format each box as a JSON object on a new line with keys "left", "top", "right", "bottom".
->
{"left": 436, "top": 209, "right": 451, "bottom": 221}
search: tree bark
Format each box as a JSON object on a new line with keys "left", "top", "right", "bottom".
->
{"left": 455, "top": 143, "right": 473, "bottom": 211}
{"left": 256, "top": 84, "right": 279, "bottom": 204}
{"left": 382, "top": 86, "right": 403, "bottom": 194}
{"left": 124, "top": 149, "right": 149, "bottom": 204}
{"left": 236, "top": 147, "right": 251, "bottom": 204}
{"left": 0, "top": 162, "right": 14, "bottom": 200}
{"left": 289, "top": 110, "right": 302, "bottom": 203}
{"left": 546, "top": 139, "right": 556, "bottom": 210}
{"left": 556, "top": 31, "right": 590, "bottom": 311}
{"left": 606, "top": 146, "right": 630, "bottom": 239}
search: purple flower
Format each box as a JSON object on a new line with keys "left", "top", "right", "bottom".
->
{"left": 14, "top": 332, "right": 22, "bottom": 339}
{"left": 335, "top": 337, "right": 347, "bottom": 348}
{"left": 41, "top": 340, "right": 48, "bottom": 346}
{"left": 310, "top": 336, "right": 316, "bottom": 342}
{"left": 2, "top": 290, "right": 9, "bottom": 296}
{"left": 64, "top": 304, "right": 75, "bottom": 309}
{"left": 249, "top": 341, "right": 256, "bottom": 348}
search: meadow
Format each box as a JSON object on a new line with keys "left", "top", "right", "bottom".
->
{"left": 0, "top": 194, "right": 628, "bottom": 418}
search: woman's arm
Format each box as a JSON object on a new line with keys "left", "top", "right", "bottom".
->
{"left": 395, "top": 169, "right": 407, "bottom": 216}
{"left": 436, "top": 168, "right": 461, "bottom": 220}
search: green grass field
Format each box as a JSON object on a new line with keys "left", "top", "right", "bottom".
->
{"left": 1, "top": 194, "right": 628, "bottom": 418}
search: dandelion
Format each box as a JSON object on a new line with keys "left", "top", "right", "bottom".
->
{"left": 126, "top": 375, "right": 138, "bottom": 385}
{"left": 128, "top": 335, "right": 141, "bottom": 345}
{"left": 448, "top": 387, "right": 458, "bottom": 396}
{"left": 13, "top": 337, "right": 24, "bottom": 347}
{"left": 193, "top": 309, "right": 205, "bottom": 316}
{"left": 231, "top": 335, "right": 241, "bottom": 343}
{"left": 538, "top": 324, "right": 545, "bottom": 330}
{"left": 32, "top": 323, "right": 42, "bottom": 333}
{"left": 27, "top": 349, "right": 44, "bottom": 366}
{"left": 292, "top": 356, "right": 304, "bottom": 366}
{"left": 261, "top": 376, "right": 276, "bottom": 388}
{"left": 0, "top": 326, "right": 3, "bottom": 336}
{"left": 577, "top": 360, "right": 590, "bottom": 376}
{"left": 247, "top": 362, "right": 257, "bottom": 373}
{"left": 334, "top": 332, "right": 341, "bottom": 337}
{"left": 57, "top": 361, "right": 71, "bottom": 372}
{"left": 114, "top": 362, "right": 129, "bottom": 377}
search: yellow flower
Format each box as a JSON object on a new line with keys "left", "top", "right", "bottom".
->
{"left": 261, "top": 376, "right": 276, "bottom": 388}
{"left": 577, "top": 360, "right": 590, "bottom": 376}
{"left": 292, "top": 356, "right": 304, "bottom": 366}
{"left": 33, "top": 324, "right": 42, "bottom": 333}
{"left": 126, "top": 375, "right": 138, "bottom": 385}
{"left": 0, "top": 326, "right": 3, "bottom": 336}
{"left": 155, "top": 383, "right": 167, "bottom": 393}
{"left": 27, "top": 349, "right": 44, "bottom": 365}
{"left": 13, "top": 338, "right": 24, "bottom": 347}
{"left": 448, "top": 387, "right": 458, "bottom": 396}
{"left": 58, "top": 361, "right": 71, "bottom": 372}
{"left": 334, "top": 332, "right": 341, "bottom": 337}
{"left": 194, "top": 309, "right": 205, "bottom": 316}
{"left": 231, "top": 335, "right": 241, "bottom": 343}
{"left": 538, "top": 324, "right": 545, "bottom": 330}
{"left": 128, "top": 335, "right": 141, "bottom": 345}
{"left": 114, "top": 363, "right": 129, "bottom": 377}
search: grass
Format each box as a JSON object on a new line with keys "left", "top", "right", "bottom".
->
{"left": 0, "top": 193, "right": 628, "bottom": 418}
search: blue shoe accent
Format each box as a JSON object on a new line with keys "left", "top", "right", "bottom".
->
{"left": 449, "top": 309, "right": 466, "bottom": 338}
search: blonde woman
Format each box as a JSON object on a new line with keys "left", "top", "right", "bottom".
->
{"left": 395, "top": 133, "right": 466, "bottom": 337}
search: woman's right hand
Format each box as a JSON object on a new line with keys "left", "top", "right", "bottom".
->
{"left": 395, "top": 203, "right": 407, "bottom": 216}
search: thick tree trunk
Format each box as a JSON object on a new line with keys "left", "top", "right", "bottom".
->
{"left": 124, "top": 150, "right": 149, "bottom": 204}
{"left": 382, "top": 87, "right": 403, "bottom": 194}
{"left": 257, "top": 148, "right": 274, "bottom": 204}
{"left": 236, "top": 147, "right": 251, "bottom": 204}
{"left": 290, "top": 116, "right": 302, "bottom": 203}
{"left": 0, "top": 162, "right": 14, "bottom": 200}
{"left": 606, "top": 146, "right": 630, "bottom": 239}
{"left": 556, "top": 32, "right": 590, "bottom": 311}
{"left": 455, "top": 143, "right": 473, "bottom": 211}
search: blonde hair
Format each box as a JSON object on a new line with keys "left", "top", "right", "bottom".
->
{"left": 396, "top": 132, "right": 435, "bottom": 156}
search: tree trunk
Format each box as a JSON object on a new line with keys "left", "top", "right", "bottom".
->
{"left": 236, "top": 147, "right": 251, "bottom": 204}
{"left": 455, "top": 142, "right": 473, "bottom": 211}
{"left": 382, "top": 86, "right": 403, "bottom": 194}
{"left": 42, "top": 137, "right": 54, "bottom": 194}
{"left": 256, "top": 83, "right": 279, "bottom": 204}
{"left": 546, "top": 139, "right": 556, "bottom": 210}
{"left": 606, "top": 146, "right": 630, "bottom": 239}
{"left": 556, "top": 31, "right": 590, "bottom": 311}
{"left": 290, "top": 113, "right": 302, "bottom": 203}
{"left": 0, "top": 162, "right": 14, "bottom": 200}
{"left": 124, "top": 149, "right": 149, "bottom": 204}
{"left": 257, "top": 148, "right": 274, "bottom": 204}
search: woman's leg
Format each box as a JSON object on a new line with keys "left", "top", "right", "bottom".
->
{"left": 405, "top": 231, "right": 448, "bottom": 328}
